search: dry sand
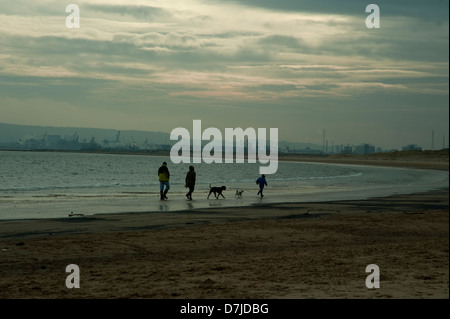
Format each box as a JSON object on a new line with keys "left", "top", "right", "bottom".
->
{"left": 0, "top": 152, "right": 448, "bottom": 299}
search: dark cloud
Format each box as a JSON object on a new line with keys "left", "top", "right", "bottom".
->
{"left": 258, "top": 35, "right": 305, "bottom": 49}
{"left": 1, "top": 0, "right": 447, "bottom": 148}
{"left": 226, "top": 0, "right": 449, "bottom": 21}
{"left": 84, "top": 4, "right": 171, "bottom": 20}
{"left": 0, "top": 74, "right": 111, "bottom": 103}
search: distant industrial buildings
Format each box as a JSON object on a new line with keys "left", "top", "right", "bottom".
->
{"left": 2, "top": 131, "right": 173, "bottom": 152}
{"left": 402, "top": 144, "right": 422, "bottom": 151}
{"left": 0, "top": 123, "right": 433, "bottom": 155}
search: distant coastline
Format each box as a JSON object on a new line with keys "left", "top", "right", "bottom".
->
{"left": 0, "top": 148, "right": 171, "bottom": 157}
{"left": 279, "top": 149, "right": 449, "bottom": 171}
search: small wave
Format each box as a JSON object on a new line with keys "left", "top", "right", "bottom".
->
{"left": 0, "top": 182, "right": 158, "bottom": 193}
{"left": 267, "top": 172, "right": 363, "bottom": 182}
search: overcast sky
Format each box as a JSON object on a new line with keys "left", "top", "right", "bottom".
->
{"left": 0, "top": 0, "right": 448, "bottom": 149}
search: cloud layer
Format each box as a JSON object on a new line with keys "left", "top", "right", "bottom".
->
{"left": 0, "top": 0, "right": 448, "bottom": 149}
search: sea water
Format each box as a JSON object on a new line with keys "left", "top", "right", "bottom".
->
{"left": 0, "top": 150, "right": 448, "bottom": 220}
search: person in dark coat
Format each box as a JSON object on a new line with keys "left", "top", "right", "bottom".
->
{"left": 185, "top": 165, "right": 196, "bottom": 200}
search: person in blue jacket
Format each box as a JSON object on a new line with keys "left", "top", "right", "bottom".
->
{"left": 256, "top": 174, "right": 268, "bottom": 198}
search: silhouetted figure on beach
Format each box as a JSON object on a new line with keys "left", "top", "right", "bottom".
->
{"left": 185, "top": 165, "right": 196, "bottom": 200}
{"left": 158, "top": 162, "right": 170, "bottom": 200}
{"left": 256, "top": 174, "right": 268, "bottom": 198}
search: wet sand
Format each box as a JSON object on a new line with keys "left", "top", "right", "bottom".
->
{"left": 0, "top": 154, "right": 448, "bottom": 299}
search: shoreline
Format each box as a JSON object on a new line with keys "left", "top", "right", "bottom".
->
{"left": 0, "top": 187, "right": 448, "bottom": 240}
{"left": 278, "top": 155, "right": 449, "bottom": 171}
{"left": 0, "top": 152, "right": 447, "bottom": 222}
{"left": 0, "top": 156, "right": 447, "bottom": 233}
{"left": 0, "top": 156, "right": 448, "bottom": 299}
{"left": 0, "top": 187, "right": 447, "bottom": 298}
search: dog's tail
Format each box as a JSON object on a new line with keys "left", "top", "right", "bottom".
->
{"left": 209, "top": 184, "right": 211, "bottom": 189}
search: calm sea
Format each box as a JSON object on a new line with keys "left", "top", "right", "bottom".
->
{"left": 0, "top": 150, "right": 448, "bottom": 220}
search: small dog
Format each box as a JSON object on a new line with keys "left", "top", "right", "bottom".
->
{"left": 235, "top": 189, "right": 244, "bottom": 198}
{"left": 207, "top": 184, "right": 227, "bottom": 199}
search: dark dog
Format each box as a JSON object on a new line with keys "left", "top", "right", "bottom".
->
{"left": 207, "top": 184, "right": 227, "bottom": 199}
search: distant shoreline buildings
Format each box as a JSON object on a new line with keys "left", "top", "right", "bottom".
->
{"left": 0, "top": 131, "right": 173, "bottom": 153}
{"left": 0, "top": 123, "right": 445, "bottom": 155}
{"left": 0, "top": 132, "right": 431, "bottom": 156}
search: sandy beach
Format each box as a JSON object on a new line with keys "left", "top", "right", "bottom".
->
{"left": 0, "top": 152, "right": 448, "bottom": 299}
